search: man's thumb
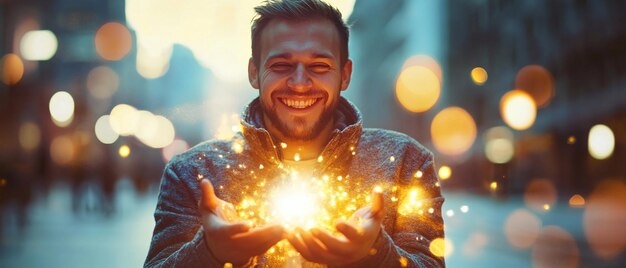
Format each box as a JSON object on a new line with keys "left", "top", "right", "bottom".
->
{"left": 200, "top": 179, "right": 219, "bottom": 212}
{"left": 371, "top": 187, "right": 384, "bottom": 219}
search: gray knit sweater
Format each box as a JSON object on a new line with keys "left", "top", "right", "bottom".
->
{"left": 145, "top": 97, "right": 445, "bottom": 267}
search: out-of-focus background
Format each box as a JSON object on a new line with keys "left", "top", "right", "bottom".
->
{"left": 1, "top": 0, "right": 625, "bottom": 267}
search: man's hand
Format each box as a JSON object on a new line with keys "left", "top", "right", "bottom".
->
{"left": 286, "top": 188, "right": 385, "bottom": 266}
{"left": 199, "top": 179, "right": 285, "bottom": 265}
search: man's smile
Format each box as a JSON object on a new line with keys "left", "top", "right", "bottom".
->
{"left": 278, "top": 97, "right": 322, "bottom": 109}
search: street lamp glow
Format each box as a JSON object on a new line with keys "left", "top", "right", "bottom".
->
{"left": 500, "top": 90, "right": 536, "bottom": 130}
{"left": 588, "top": 124, "right": 615, "bottom": 160}
{"left": 20, "top": 30, "right": 58, "bottom": 61}
{"left": 49, "top": 91, "right": 75, "bottom": 127}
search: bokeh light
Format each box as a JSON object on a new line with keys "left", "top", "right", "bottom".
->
{"left": 569, "top": 194, "right": 585, "bottom": 208}
{"left": 401, "top": 55, "right": 443, "bottom": 81}
{"left": 500, "top": 90, "right": 536, "bottom": 130}
{"left": 87, "top": 66, "right": 119, "bottom": 99}
{"left": 1, "top": 53, "right": 24, "bottom": 85}
{"left": 49, "top": 91, "right": 75, "bottom": 127}
{"left": 50, "top": 135, "right": 75, "bottom": 165}
{"left": 95, "top": 22, "right": 132, "bottom": 61}
{"left": 438, "top": 165, "right": 451, "bottom": 180}
{"left": 587, "top": 124, "right": 615, "bottom": 160}
{"left": 429, "top": 237, "right": 454, "bottom": 257}
{"left": 583, "top": 180, "right": 626, "bottom": 259}
{"left": 94, "top": 115, "right": 119, "bottom": 144}
{"left": 162, "top": 139, "right": 189, "bottom": 163}
{"left": 109, "top": 104, "right": 139, "bottom": 136}
{"left": 19, "top": 30, "right": 58, "bottom": 61}
{"left": 462, "top": 232, "right": 488, "bottom": 258}
{"left": 504, "top": 209, "right": 542, "bottom": 249}
{"left": 395, "top": 65, "right": 441, "bottom": 113}
{"left": 431, "top": 107, "right": 477, "bottom": 156}
{"left": 18, "top": 121, "right": 41, "bottom": 151}
{"left": 118, "top": 145, "right": 131, "bottom": 158}
{"left": 531, "top": 226, "right": 579, "bottom": 268}
{"left": 483, "top": 126, "right": 515, "bottom": 164}
{"left": 470, "top": 67, "right": 488, "bottom": 85}
{"left": 134, "top": 112, "right": 175, "bottom": 148}
{"left": 515, "top": 65, "right": 555, "bottom": 108}
{"left": 523, "top": 179, "right": 557, "bottom": 212}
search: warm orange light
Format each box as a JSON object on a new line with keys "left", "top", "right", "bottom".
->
{"left": 431, "top": 107, "right": 477, "bottom": 156}
{"left": 583, "top": 180, "right": 626, "bottom": 259}
{"left": 569, "top": 194, "right": 585, "bottom": 208}
{"left": 95, "top": 22, "right": 132, "bottom": 61}
{"left": 50, "top": 136, "right": 75, "bottom": 165}
{"left": 515, "top": 65, "right": 554, "bottom": 108}
{"left": 532, "top": 226, "right": 579, "bottom": 268}
{"left": 119, "top": 145, "right": 131, "bottom": 158}
{"left": 395, "top": 65, "right": 441, "bottom": 113}
{"left": 504, "top": 209, "right": 542, "bottom": 249}
{"left": 438, "top": 166, "right": 451, "bottom": 180}
{"left": 429, "top": 237, "right": 453, "bottom": 257}
{"left": 500, "top": 90, "right": 536, "bottom": 130}
{"left": 1, "top": 53, "right": 24, "bottom": 85}
{"left": 470, "top": 67, "right": 488, "bottom": 85}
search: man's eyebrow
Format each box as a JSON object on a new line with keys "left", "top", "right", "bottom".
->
{"left": 266, "top": 52, "right": 334, "bottom": 62}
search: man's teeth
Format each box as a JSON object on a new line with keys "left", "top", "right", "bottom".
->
{"left": 280, "top": 98, "right": 318, "bottom": 109}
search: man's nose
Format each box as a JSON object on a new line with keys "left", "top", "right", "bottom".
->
{"left": 287, "top": 64, "right": 312, "bottom": 92}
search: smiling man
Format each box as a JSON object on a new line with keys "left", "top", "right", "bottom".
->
{"left": 145, "top": 0, "right": 445, "bottom": 267}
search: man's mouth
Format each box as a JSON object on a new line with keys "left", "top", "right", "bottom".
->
{"left": 278, "top": 98, "right": 322, "bottom": 109}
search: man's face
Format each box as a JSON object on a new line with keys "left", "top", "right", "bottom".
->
{"left": 249, "top": 18, "right": 352, "bottom": 141}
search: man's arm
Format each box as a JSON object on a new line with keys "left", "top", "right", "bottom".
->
{"left": 144, "top": 162, "right": 223, "bottom": 268}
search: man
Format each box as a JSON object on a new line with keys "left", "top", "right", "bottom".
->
{"left": 145, "top": 0, "right": 445, "bottom": 267}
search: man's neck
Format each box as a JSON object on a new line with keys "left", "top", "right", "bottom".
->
{"left": 263, "top": 116, "right": 335, "bottom": 161}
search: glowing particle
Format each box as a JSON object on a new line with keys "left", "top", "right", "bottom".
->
{"left": 471, "top": 67, "right": 488, "bottom": 85}
{"left": 223, "top": 263, "right": 233, "bottom": 268}
{"left": 543, "top": 204, "right": 550, "bottom": 211}
{"left": 197, "top": 174, "right": 203, "bottom": 180}
{"left": 374, "top": 186, "right": 383, "bottom": 193}
{"left": 337, "top": 176, "right": 343, "bottom": 181}
{"left": 280, "top": 142, "right": 287, "bottom": 149}
{"left": 218, "top": 154, "right": 223, "bottom": 158}
{"left": 369, "top": 248, "right": 377, "bottom": 255}
{"left": 391, "top": 197, "right": 399, "bottom": 202}
{"left": 460, "top": 205, "right": 469, "bottom": 213}
{"left": 119, "top": 145, "right": 130, "bottom": 158}
{"left": 232, "top": 142, "right": 243, "bottom": 153}
{"left": 294, "top": 153, "right": 300, "bottom": 162}
{"left": 446, "top": 210, "right": 455, "bottom": 217}
{"left": 389, "top": 156, "right": 395, "bottom": 162}
{"left": 415, "top": 170, "right": 423, "bottom": 178}
{"left": 428, "top": 208, "right": 434, "bottom": 214}
{"left": 568, "top": 194, "right": 585, "bottom": 208}
{"left": 438, "top": 166, "right": 451, "bottom": 180}
{"left": 490, "top": 181, "right": 498, "bottom": 191}
{"left": 567, "top": 136, "right": 576, "bottom": 144}
{"left": 429, "top": 238, "right": 454, "bottom": 257}
{"left": 259, "top": 164, "right": 264, "bottom": 169}
{"left": 435, "top": 182, "right": 440, "bottom": 187}
{"left": 226, "top": 165, "right": 230, "bottom": 169}
{"left": 351, "top": 151, "right": 356, "bottom": 155}
{"left": 317, "top": 155, "right": 323, "bottom": 162}
{"left": 399, "top": 256, "right": 408, "bottom": 267}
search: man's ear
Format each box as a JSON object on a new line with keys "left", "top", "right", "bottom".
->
{"left": 340, "top": 59, "right": 353, "bottom": 91}
{"left": 248, "top": 57, "right": 260, "bottom": 89}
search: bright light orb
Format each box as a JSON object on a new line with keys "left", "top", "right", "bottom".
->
{"left": 471, "top": 67, "right": 488, "bottom": 85}
{"left": 109, "top": 104, "right": 139, "bottom": 136}
{"left": 95, "top": 22, "right": 132, "bottom": 61}
{"left": 395, "top": 65, "right": 441, "bottom": 113}
{"left": 515, "top": 65, "right": 554, "bottom": 108}
{"left": 269, "top": 180, "right": 320, "bottom": 229}
{"left": 484, "top": 126, "right": 515, "bottom": 164}
{"left": 500, "top": 90, "right": 536, "bottom": 130}
{"left": 20, "top": 30, "right": 58, "bottom": 61}
{"left": 588, "top": 124, "right": 615, "bottom": 160}
{"left": 1, "top": 53, "right": 24, "bottom": 85}
{"left": 94, "top": 115, "right": 119, "bottom": 144}
{"left": 438, "top": 166, "right": 451, "bottom": 180}
{"left": 49, "top": 91, "right": 75, "bottom": 127}
{"left": 431, "top": 107, "right": 477, "bottom": 156}
{"left": 119, "top": 145, "right": 131, "bottom": 158}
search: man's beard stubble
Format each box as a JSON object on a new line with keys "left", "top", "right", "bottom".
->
{"left": 261, "top": 96, "right": 338, "bottom": 142}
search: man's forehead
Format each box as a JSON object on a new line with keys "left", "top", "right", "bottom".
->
{"left": 259, "top": 18, "right": 340, "bottom": 60}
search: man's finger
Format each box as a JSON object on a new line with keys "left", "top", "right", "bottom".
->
{"left": 336, "top": 221, "right": 363, "bottom": 242}
{"left": 286, "top": 231, "right": 315, "bottom": 261}
{"left": 309, "top": 228, "right": 352, "bottom": 255}
{"left": 200, "top": 179, "right": 219, "bottom": 212}
{"left": 370, "top": 187, "right": 384, "bottom": 219}
{"left": 298, "top": 228, "right": 341, "bottom": 263}
{"left": 232, "top": 224, "right": 284, "bottom": 246}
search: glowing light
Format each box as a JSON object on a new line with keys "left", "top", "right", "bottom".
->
{"left": 431, "top": 107, "right": 477, "bottom": 156}
{"left": 269, "top": 179, "right": 320, "bottom": 229}
{"left": 231, "top": 141, "right": 244, "bottom": 153}
{"left": 523, "top": 179, "right": 557, "bottom": 212}
{"left": 294, "top": 153, "right": 300, "bottom": 162}
{"left": 18, "top": 122, "right": 41, "bottom": 151}
{"left": 532, "top": 226, "right": 579, "bottom": 268}
{"left": 109, "top": 104, "right": 139, "bottom": 136}
{"left": 588, "top": 124, "right": 615, "bottom": 160}
{"left": 490, "top": 181, "right": 498, "bottom": 191}
{"left": 399, "top": 256, "right": 408, "bottom": 267}
{"left": 50, "top": 135, "right": 74, "bottom": 165}
{"left": 389, "top": 156, "right": 395, "bottom": 162}
{"left": 470, "top": 67, "right": 488, "bottom": 85}
{"left": 135, "top": 41, "right": 172, "bottom": 79}
{"left": 280, "top": 142, "right": 287, "bottom": 149}
{"left": 1, "top": 53, "right": 24, "bottom": 85}
{"left": 567, "top": 136, "right": 576, "bottom": 144}
{"left": 504, "top": 209, "right": 542, "bottom": 249}
{"left": 446, "top": 209, "right": 455, "bottom": 217}
{"left": 95, "top": 22, "right": 132, "bottom": 61}
{"left": 87, "top": 66, "right": 119, "bottom": 99}
{"left": 214, "top": 114, "right": 241, "bottom": 140}
{"left": 484, "top": 126, "right": 515, "bottom": 164}
{"left": 569, "top": 194, "right": 585, "bottom": 208}
{"left": 438, "top": 166, "right": 451, "bottom": 180}
{"left": 460, "top": 205, "right": 469, "bottom": 213}
{"left": 317, "top": 155, "right": 323, "bottom": 163}
{"left": 415, "top": 171, "right": 423, "bottom": 178}
{"left": 94, "top": 115, "right": 119, "bottom": 144}
{"left": 429, "top": 238, "right": 453, "bottom": 257}
{"left": 500, "top": 90, "right": 536, "bottom": 130}
{"left": 401, "top": 55, "right": 442, "bottom": 81}
{"left": 119, "top": 145, "right": 131, "bottom": 158}
{"left": 395, "top": 65, "right": 441, "bottom": 113}
{"left": 162, "top": 139, "right": 189, "bottom": 162}
{"left": 543, "top": 204, "right": 550, "bottom": 211}
{"left": 584, "top": 180, "right": 626, "bottom": 259}
{"left": 136, "top": 114, "right": 176, "bottom": 148}
{"left": 49, "top": 91, "right": 75, "bottom": 127}
{"left": 515, "top": 65, "right": 554, "bottom": 108}
{"left": 399, "top": 188, "right": 423, "bottom": 216}
{"left": 20, "top": 30, "right": 58, "bottom": 61}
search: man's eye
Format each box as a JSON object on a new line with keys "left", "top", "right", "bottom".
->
{"left": 270, "top": 64, "right": 292, "bottom": 72}
{"left": 310, "top": 64, "right": 331, "bottom": 73}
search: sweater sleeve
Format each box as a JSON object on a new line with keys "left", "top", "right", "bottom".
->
{"left": 144, "top": 161, "right": 223, "bottom": 268}
{"left": 338, "top": 148, "right": 446, "bottom": 268}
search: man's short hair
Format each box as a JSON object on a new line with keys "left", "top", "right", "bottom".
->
{"left": 251, "top": 0, "right": 350, "bottom": 68}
